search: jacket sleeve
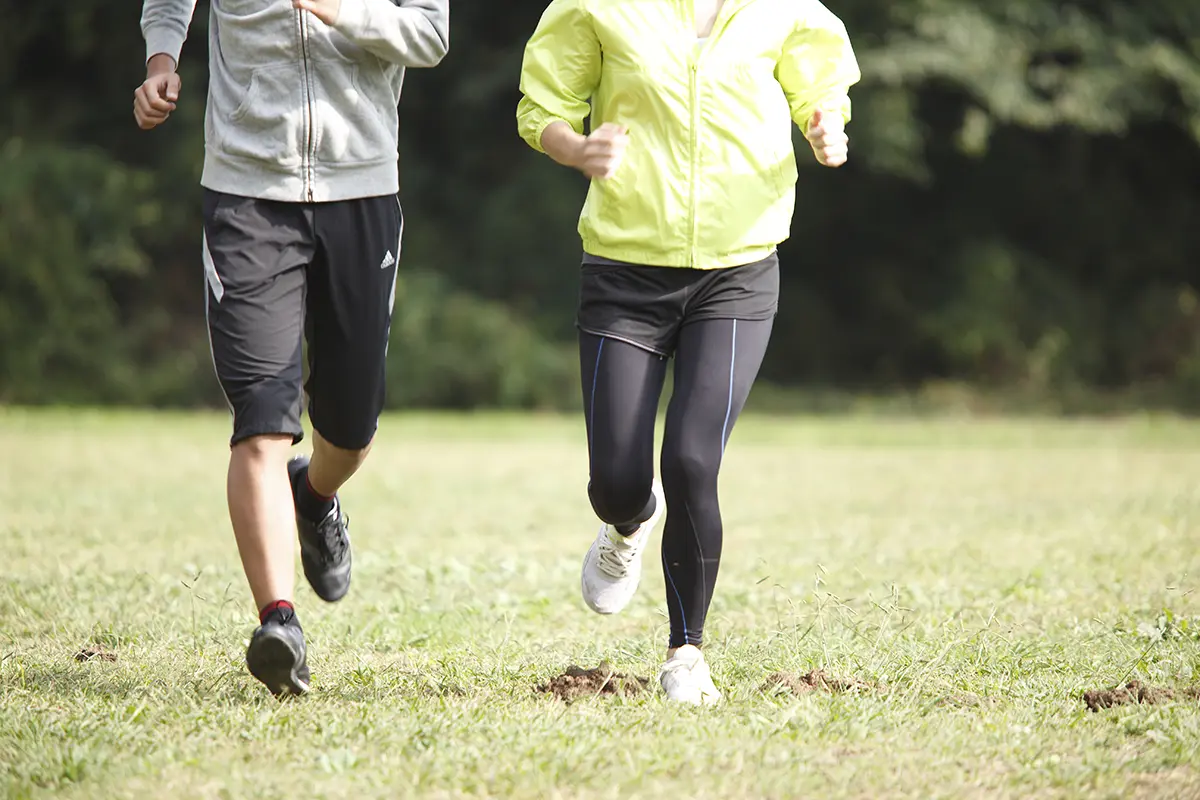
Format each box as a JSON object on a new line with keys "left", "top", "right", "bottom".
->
{"left": 334, "top": 0, "right": 450, "bottom": 68}
{"left": 516, "top": 0, "right": 601, "bottom": 153}
{"left": 775, "top": 2, "right": 861, "bottom": 130}
{"left": 141, "top": 0, "right": 199, "bottom": 65}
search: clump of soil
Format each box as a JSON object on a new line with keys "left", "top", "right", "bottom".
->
{"left": 1083, "top": 681, "right": 1200, "bottom": 712}
{"left": 537, "top": 662, "right": 649, "bottom": 702}
{"left": 937, "top": 692, "right": 984, "bottom": 708}
{"left": 74, "top": 644, "right": 117, "bottom": 663}
{"left": 761, "top": 670, "right": 871, "bottom": 696}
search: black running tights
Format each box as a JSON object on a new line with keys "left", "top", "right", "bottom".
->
{"left": 580, "top": 319, "right": 773, "bottom": 648}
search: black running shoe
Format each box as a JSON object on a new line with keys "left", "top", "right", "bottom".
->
{"left": 246, "top": 606, "right": 310, "bottom": 696}
{"left": 287, "top": 455, "right": 352, "bottom": 602}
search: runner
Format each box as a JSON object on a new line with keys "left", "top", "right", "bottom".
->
{"left": 135, "top": 0, "right": 449, "bottom": 695}
{"left": 517, "top": 0, "right": 859, "bottom": 703}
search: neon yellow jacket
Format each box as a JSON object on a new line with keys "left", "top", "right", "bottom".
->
{"left": 517, "top": 0, "right": 861, "bottom": 269}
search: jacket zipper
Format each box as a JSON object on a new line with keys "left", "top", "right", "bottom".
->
{"left": 298, "top": 9, "right": 316, "bottom": 201}
{"left": 686, "top": 2, "right": 743, "bottom": 266}
{"left": 688, "top": 60, "right": 699, "bottom": 268}
{"left": 687, "top": 0, "right": 700, "bottom": 268}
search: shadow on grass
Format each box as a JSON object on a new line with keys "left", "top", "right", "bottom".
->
{"left": 4, "top": 656, "right": 284, "bottom": 707}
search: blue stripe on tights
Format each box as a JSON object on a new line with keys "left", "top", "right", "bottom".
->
{"left": 588, "top": 337, "right": 605, "bottom": 457}
{"left": 664, "top": 549, "right": 688, "bottom": 644}
{"left": 720, "top": 320, "right": 738, "bottom": 452}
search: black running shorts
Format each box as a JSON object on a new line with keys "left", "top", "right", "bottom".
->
{"left": 576, "top": 252, "right": 780, "bottom": 356}
{"left": 202, "top": 189, "right": 402, "bottom": 449}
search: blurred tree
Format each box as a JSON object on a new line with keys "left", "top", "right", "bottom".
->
{"left": 0, "top": 0, "right": 1196, "bottom": 409}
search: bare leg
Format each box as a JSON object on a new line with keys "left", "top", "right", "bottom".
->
{"left": 306, "top": 429, "right": 371, "bottom": 498}
{"left": 227, "top": 434, "right": 297, "bottom": 610}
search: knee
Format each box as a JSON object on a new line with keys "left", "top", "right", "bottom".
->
{"left": 589, "top": 464, "right": 653, "bottom": 525}
{"left": 660, "top": 441, "right": 718, "bottom": 495}
{"left": 231, "top": 433, "right": 293, "bottom": 464}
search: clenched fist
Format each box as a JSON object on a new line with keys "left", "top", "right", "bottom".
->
{"left": 134, "top": 55, "right": 182, "bottom": 130}
{"left": 805, "top": 109, "right": 849, "bottom": 168}
{"left": 577, "top": 123, "right": 630, "bottom": 180}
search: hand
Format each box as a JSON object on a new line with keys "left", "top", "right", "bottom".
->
{"left": 805, "top": 109, "right": 849, "bottom": 168}
{"left": 577, "top": 123, "right": 629, "bottom": 180}
{"left": 134, "top": 57, "right": 181, "bottom": 131}
{"left": 293, "top": 0, "right": 342, "bottom": 26}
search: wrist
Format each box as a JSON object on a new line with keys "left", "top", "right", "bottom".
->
{"left": 541, "top": 121, "right": 587, "bottom": 169}
{"left": 563, "top": 133, "right": 587, "bottom": 170}
{"left": 146, "top": 53, "right": 177, "bottom": 77}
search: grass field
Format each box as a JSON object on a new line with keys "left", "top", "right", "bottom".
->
{"left": 2, "top": 409, "right": 1200, "bottom": 799}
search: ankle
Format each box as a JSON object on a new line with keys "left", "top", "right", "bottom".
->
{"left": 295, "top": 468, "right": 336, "bottom": 522}
{"left": 259, "top": 599, "right": 295, "bottom": 624}
{"left": 667, "top": 644, "right": 701, "bottom": 660}
{"left": 303, "top": 468, "right": 340, "bottom": 501}
{"left": 304, "top": 473, "right": 334, "bottom": 503}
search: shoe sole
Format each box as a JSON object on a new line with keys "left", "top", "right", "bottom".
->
{"left": 246, "top": 631, "right": 309, "bottom": 697}
{"left": 660, "top": 678, "right": 722, "bottom": 706}
{"left": 663, "top": 690, "right": 723, "bottom": 706}
{"left": 286, "top": 455, "right": 310, "bottom": 488}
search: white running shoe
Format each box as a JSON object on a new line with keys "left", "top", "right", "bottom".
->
{"left": 580, "top": 480, "right": 665, "bottom": 615}
{"left": 660, "top": 645, "right": 722, "bottom": 705}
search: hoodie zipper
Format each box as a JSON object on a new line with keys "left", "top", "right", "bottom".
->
{"left": 297, "top": 9, "right": 316, "bottom": 201}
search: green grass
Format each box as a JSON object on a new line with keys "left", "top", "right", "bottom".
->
{"left": 2, "top": 409, "right": 1200, "bottom": 799}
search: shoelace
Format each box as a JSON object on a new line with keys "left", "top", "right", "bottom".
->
{"left": 596, "top": 527, "right": 641, "bottom": 578}
{"left": 314, "top": 508, "right": 350, "bottom": 565}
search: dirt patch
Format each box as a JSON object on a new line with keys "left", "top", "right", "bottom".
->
{"left": 1130, "top": 767, "right": 1200, "bottom": 800}
{"left": 74, "top": 644, "right": 117, "bottom": 663}
{"left": 536, "top": 663, "right": 649, "bottom": 702}
{"left": 937, "top": 692, "right": 985, "bottom": 708}
{"left": 760, "top": 670, "right": 871, "bottom": 697}
{"left": 1083, "top": 681, "right": 1200, "bottom": 712}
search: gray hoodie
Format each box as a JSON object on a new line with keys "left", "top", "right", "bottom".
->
{"left": 141, "top": 0, "right": 449, "bottom": 202}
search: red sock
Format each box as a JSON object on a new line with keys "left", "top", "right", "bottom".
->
{"left": 297, "top": 472, "right": 336, "bottom": 521}
{"left": 259, "top": 599, "right": 294, "bottom": 623}
{"left": 306, "top": 474, "right": 334, "bottom": 502}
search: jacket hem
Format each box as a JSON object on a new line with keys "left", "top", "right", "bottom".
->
{"left": 579, "top": 238, "right": 781, "bottom": 271}
{"left": 201, "top": 151, "right": 400, "bottom": 203}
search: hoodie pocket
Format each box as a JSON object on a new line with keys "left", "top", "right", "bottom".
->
{"left": 223, "top": 64, "right": 305, "bottom": 167}
{"left": 310, "top": 62, "right": 394, "bottom": 165}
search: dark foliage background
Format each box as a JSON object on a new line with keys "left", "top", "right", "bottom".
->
{"left": 2, "top": 1, "right": 1198, "bottom": 410}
